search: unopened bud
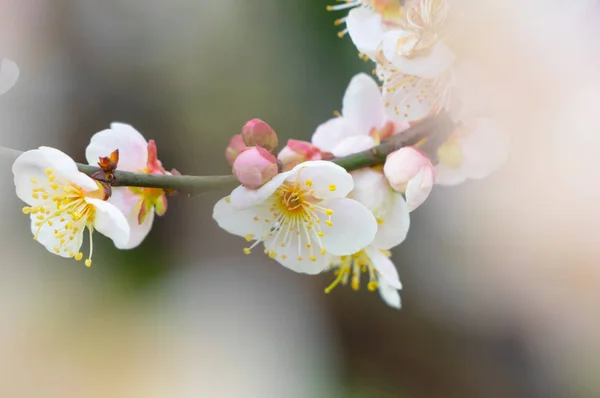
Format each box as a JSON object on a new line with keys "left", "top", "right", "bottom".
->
{"left": 233, "top": 146, "right": 279, "bottom": 189}
{"left": 384, "top": 146, "right": 434, "bottom": 212}
{"left": 277, "top": 139, "right": 322, "bottom": 171}
{"left": 225, "top": 134, "right": 248, "bottom": 165}
{"left": 241, "top": 119, "right": 278, "bottom": 152}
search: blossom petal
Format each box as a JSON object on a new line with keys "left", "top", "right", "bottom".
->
{"left": 378, "top": 282, "right": 402, "bottom": 309}
{"left": 86, "top": 123, "right": 149, "bottom": 172}
{"left": 0, "top": 58, "right": 19, "bottom": 95}
{"left": 318, "top": 198, "right": 377, "bottom": 255}
{"left": 108, "top": 188, "right": 154, "bottom": 249}
{"left": 30, "top": 213, "right": 83, "bottom": 258}
{"left": 342, "top": 73, "right": 387, "bottom": 133}
{"left": 291, "top": 160, "right": 354, "bottom": 199}
{"left": 383, "top": 74, "right": 442, "bottom": 123}
{"left": 434, "top": 163, "right": 466, "bottom": 186}
{"left": 229, "top": 170, "right": 292, "bottom": 209}
{"left": 346, "top": 7, "right": 385, "bottom": 59}
{"left": 382, "top": 32, "right": 455, "bottom": 79}
{"left": 349, "top": 168, "right": 390, "bottom": 212}
{"left": 38, "top": 147, "right": 99, "bottom": 192}
{"left": 366, "top": 246, "right": 402, "bottom": 290}
{"left": 13, "top": 149, "right": 59, "bottom": 206}
{"left": 372, "top": 191, "right": 410, "bottom": 250}
{"left": 405, "top": 167, "right": 434, "bottom": 212}
{"left": 311, "top": 117, "right": 363, "bottom": 153}
{"left": 85, "top": 198, "right": 130, "bottom": 248}
{"left": 213, "top": 197, "right": 272, "bottom": 239}
{"left": 264, "top": 237, "right": 329, "bottom": 275}
{"left": 331, "top": 135, "right": 376, "bottom": 157}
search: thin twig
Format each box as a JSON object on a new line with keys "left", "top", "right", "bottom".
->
{"left": 2, "top": 113, "right": 456, "bottom": 194}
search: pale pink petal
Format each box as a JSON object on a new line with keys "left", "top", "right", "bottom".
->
{"left": 0, "top": 58, "right": 19, "bottom": 95}
{"left": 372, "top": 191, "right": 410, "bottom": 250}
{"left": 434, "top": 163, "right": 466, "bottom": 186}
{"left": 38, "top": 147, "right": 99, "bottom": 191}
{"left": 318, "top": 198, "right": 377, "bottom": 255}
{"left": 263, "top": 237, "right": 329, "bottom": 275}
{"left": 86, "top": 123, "right": 148, "bottom": 172}
{"left": 383, "top": 75, "right": 438, "bottom": 123}
{"left": 229, "top": 169, "right": 292, "bottom": 209}
{"left": 342, "top": 73, "right": 387, "bottom": 132}
{"left": 108, "top": 188, "right": 154, "bottom": 249}
{"left": 384, "top": 147, "right": 430, "bottom": 192}
{"left": 382, "top": 32, "right": 455, "bottom": 79}
{"left": 331, "top": 135, "right": 376, "bottom": 157}
{"left": 346, "top": 7, "right": 385, "bottom": 59}
{"left": 365, "top": 246, "right": 402, "bottom": 289}
{"left": 85, "top": 197, "right": 130, "bottom": 248}
{"left": 349, "top": 168, "right": 390, "bottom": 212}
{"left": 311, "top": 117, "right": 363, "bottom": 153}
{"left": 404, "top": 167, "right": 434, "bottom": 212}
{"left": 291, "top": 160, "right": 354, "bottom": 199}
{"left": 213, "top": 197, "right": 272, "bottom": 239}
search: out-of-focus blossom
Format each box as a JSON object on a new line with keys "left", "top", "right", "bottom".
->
{"left": 329, "top": 1, "right": 407, "bottom": 42}
{"left": 339, "top": 0, "right": 455, "bottom": 123}
{"left": 225, "top": 134, "right": 248, "bottom": 165}
{"left": 86, "top": 123, "right": 172, "bottom": 249}
{"left": 312, "top": 73, "right": 408, "bottom": 156}
{"left": 277, "top": 139, "right": 324, "bottom": 171}
{"left": 13, "top": 147, "right": 130, "bottom": 266}
{"left": 0, "top": 58, "right": 19, "bottom": 95}
{"left": 324, "top": 167, "right": 408, "bottom": 308}
{"left": 232, "top": 146, "right": 279, "bottom": 189}
{"left": 384, "top": 146, "right": 434, "bottom": 211}
{"left": 435, "top": 117, "right": 510, "bottom": 185}
{"left": 213, "top": 161, "right": 377, "bottom": 274}
{"left": 241, "top": 119, "right": 278, "bottom": 152}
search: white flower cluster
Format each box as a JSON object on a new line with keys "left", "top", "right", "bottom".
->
{"left": 13, "top": 123, "right": 173, "bottom": 267}
{"left": 9, "top": 1, "right": 510, "bottom": 310}
{"left": 216, "top": 0, "right": 510, "bottom": 308}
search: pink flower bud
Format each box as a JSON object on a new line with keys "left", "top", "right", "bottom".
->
{"left": 384, "top": 147, "right": 434, "bottom": 212}
{"left": 241, "top": 119, "right": 278, "bottom": 152}
{"left": 233, "top": 146, "right": 279, "bottom": 189}
{"left": 225, "top": 134, "right": 248, "bottom": 165}
{"left": 277, "top": 139, "right": 323, "bottom": 171}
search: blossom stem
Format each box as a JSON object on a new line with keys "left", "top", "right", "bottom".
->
{"left": 1, "top": 113, "right": 455, "bottom": 194}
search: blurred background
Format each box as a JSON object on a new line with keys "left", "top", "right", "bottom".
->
{"left": 1, "top": 0, "right": 600, "bottom": 396}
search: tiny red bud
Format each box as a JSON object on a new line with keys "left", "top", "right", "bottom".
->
{"left": 225, "top": 134, "right": 248, "bottom": 165}
{"left": 241, "top": 119, "right": 278, "bottom": 152}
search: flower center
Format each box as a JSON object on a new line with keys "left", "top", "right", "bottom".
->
{"left": 22, "top": 168, "right": 101, "bottom": 267}
{"left": 242, "top": 179, "right": 335, "bottom": 262}
{"left": 324, "top": 250, "right": 391, "bottom": 293}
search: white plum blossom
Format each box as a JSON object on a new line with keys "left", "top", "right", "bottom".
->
{"left": 213, "top": 160, "right": 378, "bottom": 275}
{"left": 341, "top": 0, "right": 455, "bottom": 123}
{"left": 310, "top": 73, "right": 414, "bottom": 238}
{"left": 384, "top": 146, "right": 434, "bottom": 211}
{"left": 312, "top": 73, "right": 409, "bottom": 157}
{"left": 13, "top": 147, "right": 130, "bottom": 266}
{"left": 327, "top": 1, "right": 406, "bottom": 41}
{"left": 86, "top": 123, "right": 171, "bottom": 249}
{"left": 435, "top": 117, "right": 510, "bottom": 185}
{"left": 324, "top": 168, "right": 409, "bottom": 308}
{"left": 0, "top": 58, "right": 19, "bottom": 95}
